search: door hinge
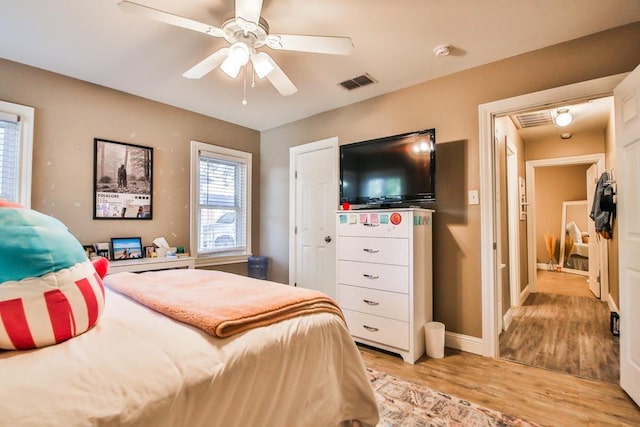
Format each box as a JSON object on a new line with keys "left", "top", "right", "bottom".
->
{"left": 295, "top": 171, "right": 298, "bottom": 179}
{"left": 294, "top": 226, "right": 297, "bottom": 234}
{"left": 493, "top": 242, "right": 497, "bottom": 250}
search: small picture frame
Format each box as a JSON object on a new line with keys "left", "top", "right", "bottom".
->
{"left": 110, "top": 237, "right": 144, "bottom": 260}
{"left": 95, "top": 242, "right": 111, "bottom": 260}
{"left": 82, "top": 244, "right": 97, "bottom": 259}
{"left": 144, "top": 245, "right": 157, "bottom": 258}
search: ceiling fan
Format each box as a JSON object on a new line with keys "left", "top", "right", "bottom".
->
{"left": 118, "top": 0, "right": 354, "bottom": 98}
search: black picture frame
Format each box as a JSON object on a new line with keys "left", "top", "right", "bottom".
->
{"left": 110, "top": 237, "right": 144, "bottom": 261}
{"left": 93, "top": 138, "right": 153, "bottom": 220}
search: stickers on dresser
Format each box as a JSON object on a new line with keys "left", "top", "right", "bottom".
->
{"left": 338, "top": 212, "right": 431, "bottom": 226}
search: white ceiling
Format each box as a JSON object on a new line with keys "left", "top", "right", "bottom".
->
{"left": 1, "top": 1, "right": 639, "bottom": 131}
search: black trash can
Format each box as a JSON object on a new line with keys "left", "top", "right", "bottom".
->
{"left": 248, "top": 256, "right": 269, "bottom": 280}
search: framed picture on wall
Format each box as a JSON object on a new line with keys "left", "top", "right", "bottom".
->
{"left": 93, "top": 138, "right": 153, "bottom": 220}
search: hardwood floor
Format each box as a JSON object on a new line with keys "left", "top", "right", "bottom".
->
{"left": 360, "top": 345, "right": 640, "bottom": 426}
{"left": 498, "top": 270, "right": 619, "bottom": 383}
{"left": 535, "top": 270, "right": 595, "bottom": 299}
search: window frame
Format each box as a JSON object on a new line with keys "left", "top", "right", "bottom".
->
{"left": 0, "top": 101, "right": 34, "bottom": 207}
{"left": 190, "top": 140, "right": 252, "bottom": 266}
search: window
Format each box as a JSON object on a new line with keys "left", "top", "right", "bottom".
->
{"left": 190, "top": 141, "right": 252, "bottom": 265}
{"left": 0, "top": 101, "right": 34, "bottom": 206}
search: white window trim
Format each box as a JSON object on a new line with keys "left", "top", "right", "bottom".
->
{"left": 0, "top": 100, "right": 34, "bottom": 207}
{"left": 190, "top": 140, "right": 252, "bottom": 267}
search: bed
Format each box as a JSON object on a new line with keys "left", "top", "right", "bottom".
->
{"left": 0, "top": 269, "right": 379, "bottom": 427}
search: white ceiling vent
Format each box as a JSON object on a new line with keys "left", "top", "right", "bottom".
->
{"left": 512, "top": 111, "right": 554, "bottom": 129}
{"left": 339, "top": 73, "right": 378, "bottom": 90}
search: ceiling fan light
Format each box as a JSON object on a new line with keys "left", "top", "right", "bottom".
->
{"left": 252, "top": 52, "right": 275, "bottom": 79}
{"left": 220, "top": 42, "right": 250, "bottom": 78}
{"left": 555, "top": 109, "right": 573, "bottom": 127}
{"left": 220, "top": 56, "right": 243, "bottom": 78}
{"left": 228, "top": 42, "right": 250, "bottom": 66}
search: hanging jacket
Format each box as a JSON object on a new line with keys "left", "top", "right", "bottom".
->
{"left": 590, "top": 171, "right": 615, "bottom": 239}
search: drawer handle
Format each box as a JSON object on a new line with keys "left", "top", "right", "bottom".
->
{"left": 363, "top": 274, "right": 379, "bottom": 280}
{"left": 363, "top": 299, "right": 379, "bottom": 306}
{"left": 363, "top": 223, "right": 379, "bottom": 227}
{"left": 363, "top": 325, "right": 379, "bottom": 332}
{"left": 362, "top": 248, "right": 379, "bottom": 253}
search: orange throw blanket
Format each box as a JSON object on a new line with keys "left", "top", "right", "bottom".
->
{"left": 104, "top": 269, "right": 345, "bottom": 338}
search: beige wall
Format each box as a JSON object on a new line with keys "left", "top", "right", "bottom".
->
{"left": 525, "top": 130, "right": 606, "bottom": 161}
{"left": 534, "top": 165, "right": 589, "bottom": 263}
{"left": 0, "top": 59, "right": 261, "bottom": 268}
{"left": 260, "top": 23, "right": 640, "bottom": 338}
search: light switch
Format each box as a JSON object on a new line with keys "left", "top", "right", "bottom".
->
{"left": 468, "top": 190, "right": 479, "bottom": 205}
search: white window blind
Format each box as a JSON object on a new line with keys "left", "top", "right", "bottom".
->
{"left": 190, "top": 141, "right": 252, "bottom": 264}
{"left": 0, "top": 112, "right": 21, "bottom": 203}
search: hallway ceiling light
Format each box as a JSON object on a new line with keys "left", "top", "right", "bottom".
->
{"left": 555, "top": 108, "right": 573, "bottom": 127}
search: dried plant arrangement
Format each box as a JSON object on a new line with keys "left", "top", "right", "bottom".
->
{"left": 544, "top": 232, "right": 558, "bottom": 271}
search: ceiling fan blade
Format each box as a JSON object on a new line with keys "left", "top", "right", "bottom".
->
{"left": 235, "top": 0, "right": 263, "bottom": 25}
{"left": 118, "top": 1, "right": 225, "bottom": 37}
{"left": 266, "top": 34, "right": 353, "bottom": 55}
{"left": 183, "top": 48, "right": 229, "bottom": 79}
{"left": 265, "top": 57, "right": 298, "bottom": 96}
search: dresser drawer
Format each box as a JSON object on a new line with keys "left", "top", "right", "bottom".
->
{"left": 338, "top": 236, "right": 409, "bottom": 266}
{"left": 337, "top": 211, "right": 411, "bottom": 238}
{"left": 337, "top": 260, "right": 409, "bottom": 293}
{"left": 338, "top": 284, "right": 408, "bottom": 321}
{"left": 343, "top": 309, "right": 409, "bottom": 350}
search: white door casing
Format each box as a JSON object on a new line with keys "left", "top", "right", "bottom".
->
{"left": 586, "top": 163, "right": 601, "bottom": 298}
{"left": 506, "top": 139, "right": 521, "bottom": 313}
{"left": 479, "top": 73, "right": 626, "bottom": 357}
{"left": 289, "top": 137, "right": 339, "bottom": 298}
{"left": 615, "top": 64, "right": 640, "bottom": 406}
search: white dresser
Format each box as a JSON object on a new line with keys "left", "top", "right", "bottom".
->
{"left": 336, "top": 208, "right": 433, "bottom": 364}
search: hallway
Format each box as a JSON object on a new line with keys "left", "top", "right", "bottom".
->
{"left": 499, "top": 270, "right": 619, "bottom": 383}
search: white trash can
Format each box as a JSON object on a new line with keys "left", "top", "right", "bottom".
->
{"left": 425, "top": 321, "right": 445, "bottom": 358}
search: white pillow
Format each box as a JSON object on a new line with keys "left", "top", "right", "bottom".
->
{"left": 566, "top": 221, "right": 581, "bottom": 244}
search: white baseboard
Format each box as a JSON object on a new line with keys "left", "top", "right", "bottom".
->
{"left": 445, "top": 331, "right": 483, "bottom": 355}
{"left": 520, "top": 283, "right": 531, "bottom": 303}
{"left": 503, "top": 308, "right": 513, "bottom": 330}
{"left": 608, "top": 294, "right": 619, "bottom": 313}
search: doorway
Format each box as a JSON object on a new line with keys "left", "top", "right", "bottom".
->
{"left": 478, "top": 73, "right": 627, "bottom": 359}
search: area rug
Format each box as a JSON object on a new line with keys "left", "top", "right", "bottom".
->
{"left": 367, "top": 368, "right": 541, "bottom": 427}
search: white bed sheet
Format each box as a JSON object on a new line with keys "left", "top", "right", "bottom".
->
{"left": 572, "top": 241, "right": 589, "bottom": 258}
{"left": 0, "top": 287, "right": 378, "bottom": 427}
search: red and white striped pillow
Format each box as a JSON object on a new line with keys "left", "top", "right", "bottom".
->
{"left": 0, "top": 260, "right": 105, "bottom": 350}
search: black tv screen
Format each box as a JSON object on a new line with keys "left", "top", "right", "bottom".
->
{"left": 340, "top": 129, "right": 435, "bottom": 207}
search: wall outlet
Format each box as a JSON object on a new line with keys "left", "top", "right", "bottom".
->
{"left": 468, "top": 190, "right": 479, "bottom": 205}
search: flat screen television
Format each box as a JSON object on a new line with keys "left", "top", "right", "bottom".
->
{"left": 340, "top": 128, "right": 435, "bottom": 208}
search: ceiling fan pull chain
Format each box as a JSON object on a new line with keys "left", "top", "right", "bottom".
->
{"left": 242, "top": 65, "right": 248, "bottom": 106}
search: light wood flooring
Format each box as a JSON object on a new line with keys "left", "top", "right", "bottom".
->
{"left": 498, "top": 270, "right": 619, "bottom": 383}
{"left": 360, "top": 345, "right": 640, "bottom": 426}
{"left": 536, "top": 270, "right": 595, "bottom": 299}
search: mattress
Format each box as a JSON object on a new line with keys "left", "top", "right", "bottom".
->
{"left": 0, "top": 285, "right": 379, "bottom": 426}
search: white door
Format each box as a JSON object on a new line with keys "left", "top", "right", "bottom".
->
{"left": 586, "top": 163, "right": 601, "bottom": 298}
{"left": 289, "top": 137, "right": 338, "bottom": 298}
{"left": 615, "top": 64, "right": 640, "bottom": 405}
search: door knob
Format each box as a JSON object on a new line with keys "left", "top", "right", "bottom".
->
{"left": 324, "top": 235, "right": 332, "bottom": 243}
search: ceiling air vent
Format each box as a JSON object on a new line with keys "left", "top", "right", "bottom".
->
{"left": 512, "top": 111, "right": 554, "bottom": 129}
{"left": 339, "top": 73, "right": 378, "bottom": 90}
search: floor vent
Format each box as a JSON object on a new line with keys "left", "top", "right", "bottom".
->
{"left": 512, "top": 111, "right": 554, "bottom": 128}
{"left": 339, "top": 73, "right": 378, "bottom": 90}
